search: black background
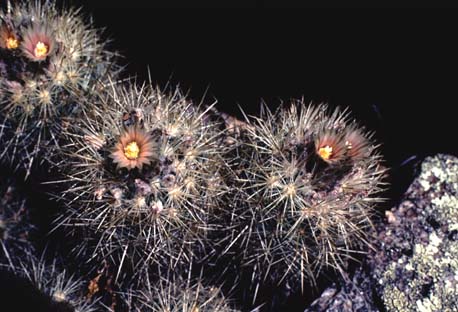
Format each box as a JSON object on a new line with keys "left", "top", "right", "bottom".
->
{"left": 68, "top": 0, "right": 458, "bottom": 8}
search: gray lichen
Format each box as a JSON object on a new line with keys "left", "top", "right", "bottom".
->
{"left": 417, "top": 155, "right": 458, "bottom": 232}
{"left": 381, "top": 232, "right": 458, "bottom": 312}
{"left": 371, "top": 154, "right": 458, "bottom": 312}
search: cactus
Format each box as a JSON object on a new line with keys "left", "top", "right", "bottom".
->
{"left": 53, "top": 81, "right": 228, "bottom": 283}
{"left": 122, "top": 270, "right": 240, "bottom": 312}
{"left": 0, "top": 0, "right": 120, "bottom": 177}
{"left": 1, "top": 248, "right": 99, "bottom": 312}
{"left": 226, "top": 101, "right": 386, "bottom": 294}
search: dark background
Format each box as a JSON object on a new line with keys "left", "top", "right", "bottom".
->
{"left": 68, "top": 0, "right": 458, "bottom": 8}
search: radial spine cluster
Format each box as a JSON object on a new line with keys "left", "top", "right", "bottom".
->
{"left": 121, "top": 271, "right": 240, "bottom": 312}
{"left": 1, "top": 250, "right": 99, "bottom": 312}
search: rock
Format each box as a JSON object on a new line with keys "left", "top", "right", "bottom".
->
{"left": 370, "top": 154, "right": 458, "bottom": 312}
{"left": 304, "top": 269, "right": 378, "bottom": 312}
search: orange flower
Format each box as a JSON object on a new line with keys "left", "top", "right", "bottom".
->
{"left": 0, "top": 24, "right": 19, "bottom": 50}
{"left": 315, "top": 130, "right": 346, "bottom": 164}
{"left": 20, "top": 24, "right": 55, "bottom": 61}
{"left": 110, "top": 127, "right": 156, "bottom": 170}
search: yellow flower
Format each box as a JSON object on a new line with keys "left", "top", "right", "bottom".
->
{"left": 0, "top": 25, "right": 19, "bottom": 50}
{"left": 315, "top": 130, "right": 346, "bottom": 163}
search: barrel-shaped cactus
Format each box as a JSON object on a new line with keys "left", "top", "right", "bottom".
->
{"left": 229, "top": 101, "right": 386, "bottom": 292}
{"left": 54, "top": 82, "right": 228, "bottom": 283}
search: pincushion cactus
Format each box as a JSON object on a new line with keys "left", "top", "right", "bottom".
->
{"left": 53, "top": 82, "right": 228, "bottom": 283}
{"left": 227, "top": 102, "right": 386, "bottom": 294}
{"left": 0, "top": 0, "right": 120, "bottom": 177}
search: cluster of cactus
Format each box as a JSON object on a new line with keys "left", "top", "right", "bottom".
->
{"left": 0, "top": 0, "right": 119, "bottom": 177}
{"left": 0, "top": 1, "right": 387, "bottom": 311}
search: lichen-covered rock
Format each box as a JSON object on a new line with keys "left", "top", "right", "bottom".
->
{"left": 370, "top": 154, "right": 458, "bottom": 312}
{"left": 304, "top": 269, "right": 378, "bottom": 312}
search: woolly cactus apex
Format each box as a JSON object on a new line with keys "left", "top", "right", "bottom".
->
{"left": 1, "top": 249, "right": 99, "bottom": 312}
{"left": 0, "top": 0, "right": 121, "bottom": 177}
{"left": 231, "top": 101, "right": 386, "bottom": 292}
{"left": 53, "top": 82, "right": 228, "bottom": 284}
